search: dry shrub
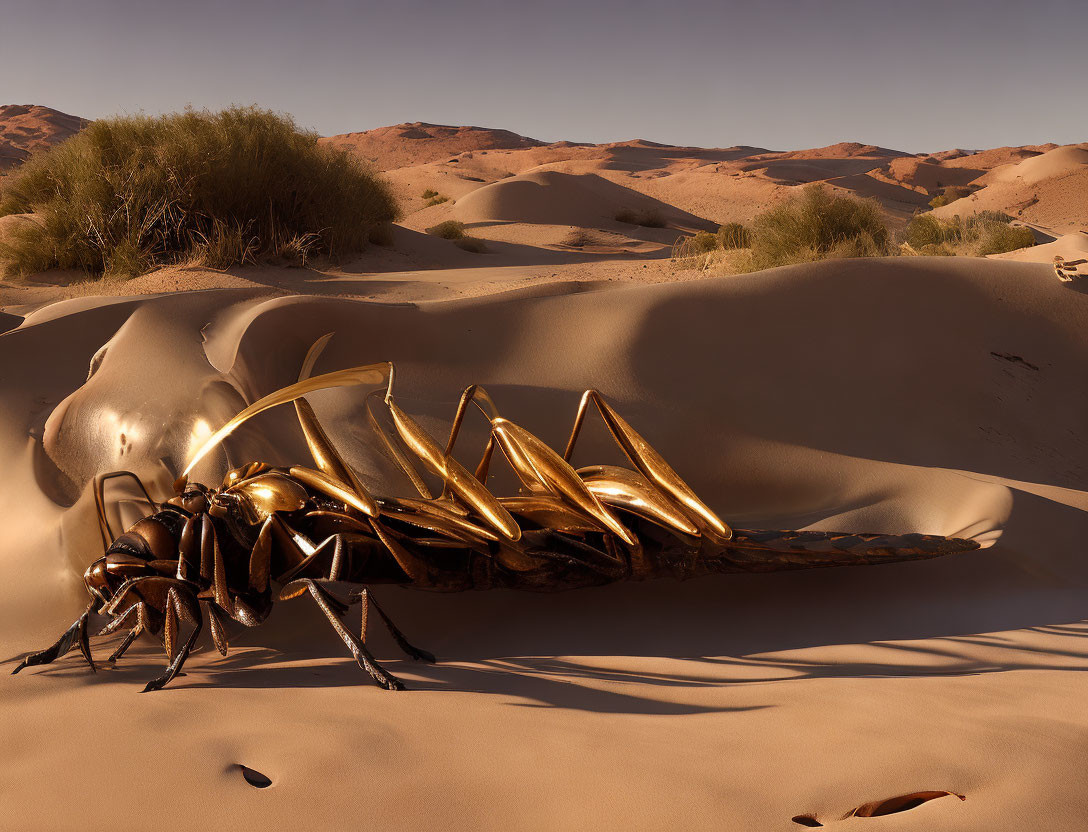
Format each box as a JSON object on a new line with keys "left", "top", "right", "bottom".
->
{"left": 738, "top": 185, "right": 890, "bottom": 272}
{"left": 903, "top": 212, "right": 1035, "bottom": 256}
{"left": 0, "top": 106, "right": 398, "bottom": 277}
{"left": 425, "top": 220, "right": 466, "bottom": 239}
{"left": 928, "top": 186, "right": 972, "bottom": 209}
{"left": 454, "top": 237, "right": 488, "bottom": 253}
{"left": 615, "top": 207, "right": 666, "bottom": 228}
{"left": 717, "top": 222, "right": 751, "bottom": 249}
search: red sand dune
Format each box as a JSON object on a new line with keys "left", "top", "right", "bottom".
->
{"left": 0, "top": 104, "right": 87, "bottom": 170}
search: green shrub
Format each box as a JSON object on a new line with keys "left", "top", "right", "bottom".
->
{"left": 977, "top": 223, "right": 1036, "bottom": 255}
{"left": 903, "top": 212, "right": 1035, "bottom": 256}
{"left": 741, "top": 185, "right": 890, "bottom": 271}
{"left": 904, "top": 214, "right": 950, "bottom": 248}
{"left": 0, "top": 106, "right": 398, "bottom": 277}
{"left": 717, "top": 222, "right": 751, "bottom": 249}
{"left": 426, "top": 220, "right": 466, "bottom": 240}
{"left": 421, "top": 188, "right": 439, "bottom": 199}
{"left": 928, "top": 186, "right": 971, "bottom": 209}
{"left": 615, "top": 207, "right": 666, "bottom": 228}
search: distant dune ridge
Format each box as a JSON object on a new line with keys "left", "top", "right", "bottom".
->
{"left": 931, "top": 143, "right": 1088, "bottom": 235}
{"left": 0, "top": 104, "right": 87, "bottom": 170}
{"left": 3, "top": 107, "right": 1084, "bottom": 243}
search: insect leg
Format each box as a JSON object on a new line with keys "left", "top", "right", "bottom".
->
{"left": 275, "top": 531, "right": 349, "bottom": 583}
{"left": 11, "top": 600, "right": 97, "bottom": 675}
{"left": 201, "top": 515, "right": 234, "bottom": 615}
{"left": 99, "top": 602, "right": 151, "bottom": 663}
{"left": 202, "top": 601, "right": 230, "bottom": 656}
{"left": 355, "top": 588, "right": 435, "bottom": 663}
{"left": 280, "top": 578, "right": 406, "bottom": 691}
{"left": 142, "top": 588, "right": 202, "bottom": 693}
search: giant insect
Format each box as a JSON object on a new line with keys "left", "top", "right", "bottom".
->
{"left": 13, "top": 339, "right": 979, "bottom": 692}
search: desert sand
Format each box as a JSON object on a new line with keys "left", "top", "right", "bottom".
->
{"left": 2, "top": 109, "right": 1087, "bottom": 831}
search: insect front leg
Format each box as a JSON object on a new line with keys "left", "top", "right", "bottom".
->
{"left": 11, "top": 600, "right": 98, "bottom": 676}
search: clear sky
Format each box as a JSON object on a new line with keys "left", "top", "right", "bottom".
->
{"left": 4, "top": 0, "right": 1086, "bottom": 152}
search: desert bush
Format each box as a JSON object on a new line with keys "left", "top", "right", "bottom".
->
{"left": 615, "top": 207, "right": 666, "bottom": 228}
{"left": 671, "top": 231, "right": 717, "bottom": 268}
{"left": 426, "top": 220, "right": 466, "bottom": 239}
{"left": 689, "top": 231, "right": 720, "bottom": 254}
{"left": 977, "top": 222, "right": 1036, "bottom": 255}
{"left": 740, "top": 185, "right": 890, "bottom": 271}
{"left": 425, "top": 195, "right": 449, "bottom": 206}
{"left": 928, "top": 186, "right": 971, "bottom": 209}
{"left": 0, "top": 106, "right": 398, "bottom": 277}
{"left": 717, "top": 222, "right": 751, "bottom": 249}
{"left": 919, "top": 243, "right": 954, "bottom": 256}
{"left": 421, "top": 188, "right": 438, "bottom": 199}
{"left": 903, "top": 212, "right": 1035, "bottom": 256}
{"left": 903, "top": 214, "right": 951, "bottom": 248}
{"left": 454, "top": 237, "right": 488, "bottom": 254}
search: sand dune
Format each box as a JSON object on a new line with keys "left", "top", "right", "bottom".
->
{"left": 2, "top": 255, "right": 1088, "bottom": 830}
{"left": 930, "top": 144, "right": 1056, "bottom": 169}
{"left": 449, "top": 170, "right": 713, "bottom": 233}
{"left": 980, "top": 144, "right": 1088, "bottom": 186}
{"left": 0, "top": 104, "right": 87, "bottom": 170}
{"left": 319, "top": 122, "right": 546, "bottom": 171}
{"left": 932, "top": 143, "right": 1088, "bottom": 233}
{"left": 886, "top": 157, "right": 984, "bottom": 194}
{"left": 990, "top": 230, "right": 1088, "bottom": 264}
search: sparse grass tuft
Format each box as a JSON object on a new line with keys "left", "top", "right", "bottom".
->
{"left": 0, "top": 106, "right": 398, "bottom": 277}
{"left": 671, "top": 222, "right": 755, "bottom": 270}
{"left": 689, "top": 231, "right": 720, "bottom": 254}
{"left": 919, "top": 243, "right": 954, "bottom": 256}
{"left": 454, "top": 236, "right": 488, "bottom": 253}
{"left": 426, "top": 220, "right": 467, "bottom": 240}
{"left": 615, "top": 207, "right": 666, "bottom": 228}
{"left": 421, "top": 189, "right": 439, "bottom": 199}
{"left": 717, "top": 222, "right": 751, "bottom": 249}
{"left": 425, "top": 195, "right": 449, "bottom": 206}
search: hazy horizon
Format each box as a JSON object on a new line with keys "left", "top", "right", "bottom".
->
{"left": 5, "top": 0, "right": 1087, "bottom": 153}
